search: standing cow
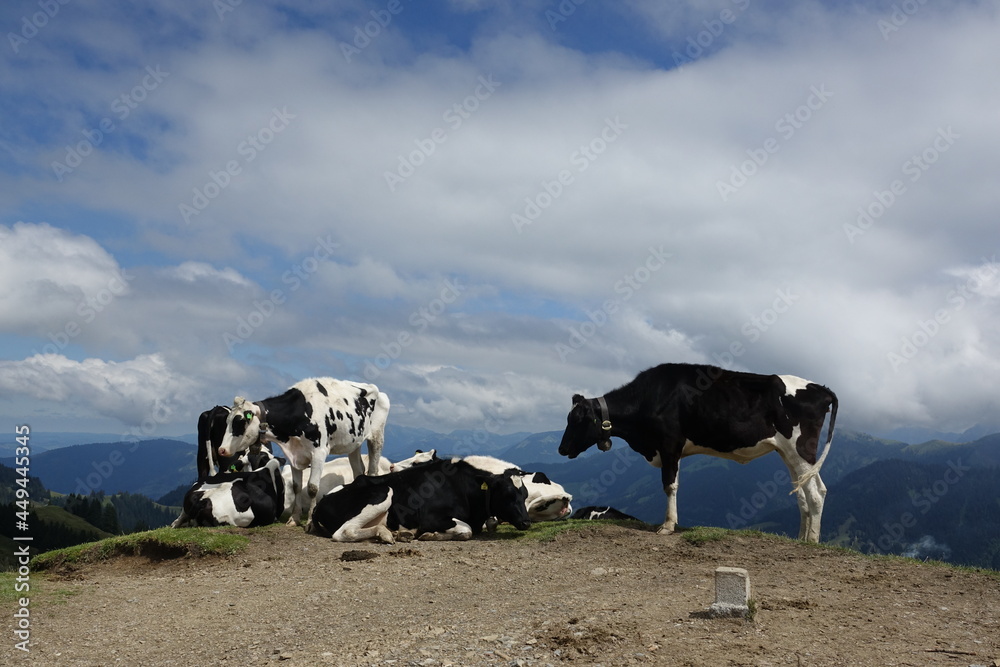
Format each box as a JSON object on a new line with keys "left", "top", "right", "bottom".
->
{"left": 216, "top": 377, "right": 389, "bottom": 531}
{"left": 557, "top": 363, "right": 837, "bottom": 542}
{"left": 196, "top": 405, "right": 235, "bottom": 478}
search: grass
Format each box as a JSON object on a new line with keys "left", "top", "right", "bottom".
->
{"left": 30, "top": 526, "right": 250, "bottom": 571}
{"left": 492, "top": 518, "right": 655, "bottom": 542}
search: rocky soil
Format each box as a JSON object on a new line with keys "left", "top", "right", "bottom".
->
{"left": 10, "top": 523, "right": 1000, "bottom": 666}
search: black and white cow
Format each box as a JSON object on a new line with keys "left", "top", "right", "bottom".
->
{"left": 173, "top": 458, "right": 284, "bottom": 528}
{"left": 389, "top": 449, "right": 438, "bottom": 472}
{"left": 571, "top": 506, "right": 643, "bottom": 522}
{"left": 461, "top": 455, "right": 573, "bottom": 522}
{"left": 311, "top": 458, "right": 532, "bottom": 542}
{"left": 172, "top": 448, "right": 283, "bottom": 528}
{"left": 279, "top": 455, "right": 392, "bottom": 520}
{"left": 557, "top": 363, "right": 837, "bottom": 542}
{"left": 196, "top": 405, "right": 237, "bottom": 478}
{"left": 216, "top": 377, "right": 390, "bottom": 530}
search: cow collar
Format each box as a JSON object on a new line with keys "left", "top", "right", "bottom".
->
{"left": 481, "top": 480, "right": 498, "bottom": 532}
{"left": 596, "top": 396, "right": 613, "bottom": 451}
{"left": 254, "top": 401, "right": 270, "bottom": 443}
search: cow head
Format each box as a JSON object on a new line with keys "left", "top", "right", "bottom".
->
{"left": 523, "top": 472, "right": 573, "bottom": 521}
{"left": 217, "top": 396, "right": 262, "bottom": 458}
{"left": 389, "top": 449, "right": 438, "bottom": 472}
{"left": 558, "top": 394, "right": 612, "bottom": 459}
{"left": 487, "top": 472, "right": 532, "bottom": 531}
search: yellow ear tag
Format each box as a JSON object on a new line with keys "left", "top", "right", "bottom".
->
{"left": 480, "top": 482, "right": 488, "bottom": 491}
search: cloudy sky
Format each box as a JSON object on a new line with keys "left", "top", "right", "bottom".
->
{"left": 1, "top": 0, "right": 998, "bottom": 442}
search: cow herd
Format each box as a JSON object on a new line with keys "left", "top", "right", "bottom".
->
{"left": 171, "top": 377, "right": 575, "bottom": 542}
{"left": 172, "top": 363, "right": 839, "bottom": 544}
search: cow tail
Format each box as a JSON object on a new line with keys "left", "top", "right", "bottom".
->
{"left": 791, "top": 389, "right": 838, "bottom": 493}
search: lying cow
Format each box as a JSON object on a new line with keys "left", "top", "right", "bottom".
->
{"left": 311, "top": 458, "right": 532, "bottom": 542}
{"left": 389, "top": 449, "right": 437, "bottom": 472}
{"left": 461, "top": 455, "right": 573, "bottom": 522}
{"left": 172, "top": 447, "right": 283, "bottom": 528}
{"left": 172, "top": 458, "right": 284, "bottom": 528}
{"left": 279, "top": 455, "right": 391, "bottom": 520}
{"left": 571, "top": 506, "right": 643, "bottom": 522}
{"left": 217, "top": 377, "right": 390, "bottom": 530}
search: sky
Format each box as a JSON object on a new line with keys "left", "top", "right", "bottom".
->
{"left": 1, "top": 0, "right": 998, "bottom": 442}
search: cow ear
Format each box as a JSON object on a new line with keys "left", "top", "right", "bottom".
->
{"left": 531, "top": 471, "right": 551, "bottom": 484}
{"left": 572, "top": 394, "right": 585, "bottom": 405}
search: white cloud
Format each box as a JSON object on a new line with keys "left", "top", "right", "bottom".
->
{"left": 0, "top": 222, "right": 129, "bottom": 334}
{"left": 0, "top": 353, "right": 197, "bottom": 428}
{"left": 2, "top": 2, "right": 999, "bottom": 438}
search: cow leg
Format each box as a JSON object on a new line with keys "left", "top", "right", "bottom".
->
{"left": 780, "top": 453, "right": 827, "bottom": 543}
{"left": 658, "top": 459, "right": 680, "bottom": 535}
{"left": 302, "top": 451, "right": 326, "bottom": 533}
{"left": 332, "top": 491, "right": 395, "bottom": 544}
{"left": 286, "top": 466, "right": 304, "bottom": 526}
{"left": 170, "top": 511, "right": 190, "bottom": 528}
{"left": 365, "top": 424, "right": 385, "bottom": 476}
{"left": 800, "top": 473, "right": 827, "bottom": 542}
{"left": 418, "top": 519, "right": 473, "bottom": 541}
{"left": 347, "top": 448, "right": 365, "bottom": 480}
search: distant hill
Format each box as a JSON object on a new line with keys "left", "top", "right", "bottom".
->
{"left": 757, "top": 459, "right": 1000, "bottom": 569}
{"left": 0, "top": 439, "right": 196, "bottom": 499}
{"left": 6, "top": 426, "right": 999, "bottom": 570}
{"left": 0, "top": 431, "right": 126, "bottom": 457}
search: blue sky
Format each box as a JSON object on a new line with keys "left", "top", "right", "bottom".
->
{"left": 1, "top": 0, "right": 998, "bottom": 440}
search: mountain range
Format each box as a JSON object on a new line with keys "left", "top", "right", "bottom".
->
{"left": 4, "top": 425, "right": 998, "bottom": 569}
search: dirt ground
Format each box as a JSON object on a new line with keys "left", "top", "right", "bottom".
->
{"left": 9, "top": 523, "right": 1000, "bottom": 666}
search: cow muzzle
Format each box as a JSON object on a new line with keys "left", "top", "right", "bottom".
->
{"left": 597, "top": 439, "right": 613, "bottom": 452}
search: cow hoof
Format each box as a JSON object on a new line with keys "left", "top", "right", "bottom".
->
{"left": 394, "top": 530, "right": 415, "bottom": 543}
{"left": 656, "top": 526, "right": 676, "bottom": 535}
{"left": 376, "top": 527, "right": 395, "bottom": 544}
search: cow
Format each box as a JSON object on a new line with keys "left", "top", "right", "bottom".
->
{"left": 311, "top": 458, "right": 532, "bottom": 542}
{"left": 389, "top": 449, "right": 438, "bottom": 472}
{"left": 216, "top": 377, "right": 390, "bottom": 530}
{"left": 196, "top": 405, "right": 237, "bottom": 478}
{"left": 571, "top": 506, "right": 643, "bottom": 522}
{"left": 279, "top": 455, "right": 391, "bottom": 520}
{"left": 172, "top": 458, "right": 284, "bottom": 528}
{"left": 172, "top": 447, "right": 283, "bottom": 528}
{"left": 461, "top": 455, "right": 573, "bottom": 522}
{"left": 557, "top": 363, "right": 838, "bottom": 543}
